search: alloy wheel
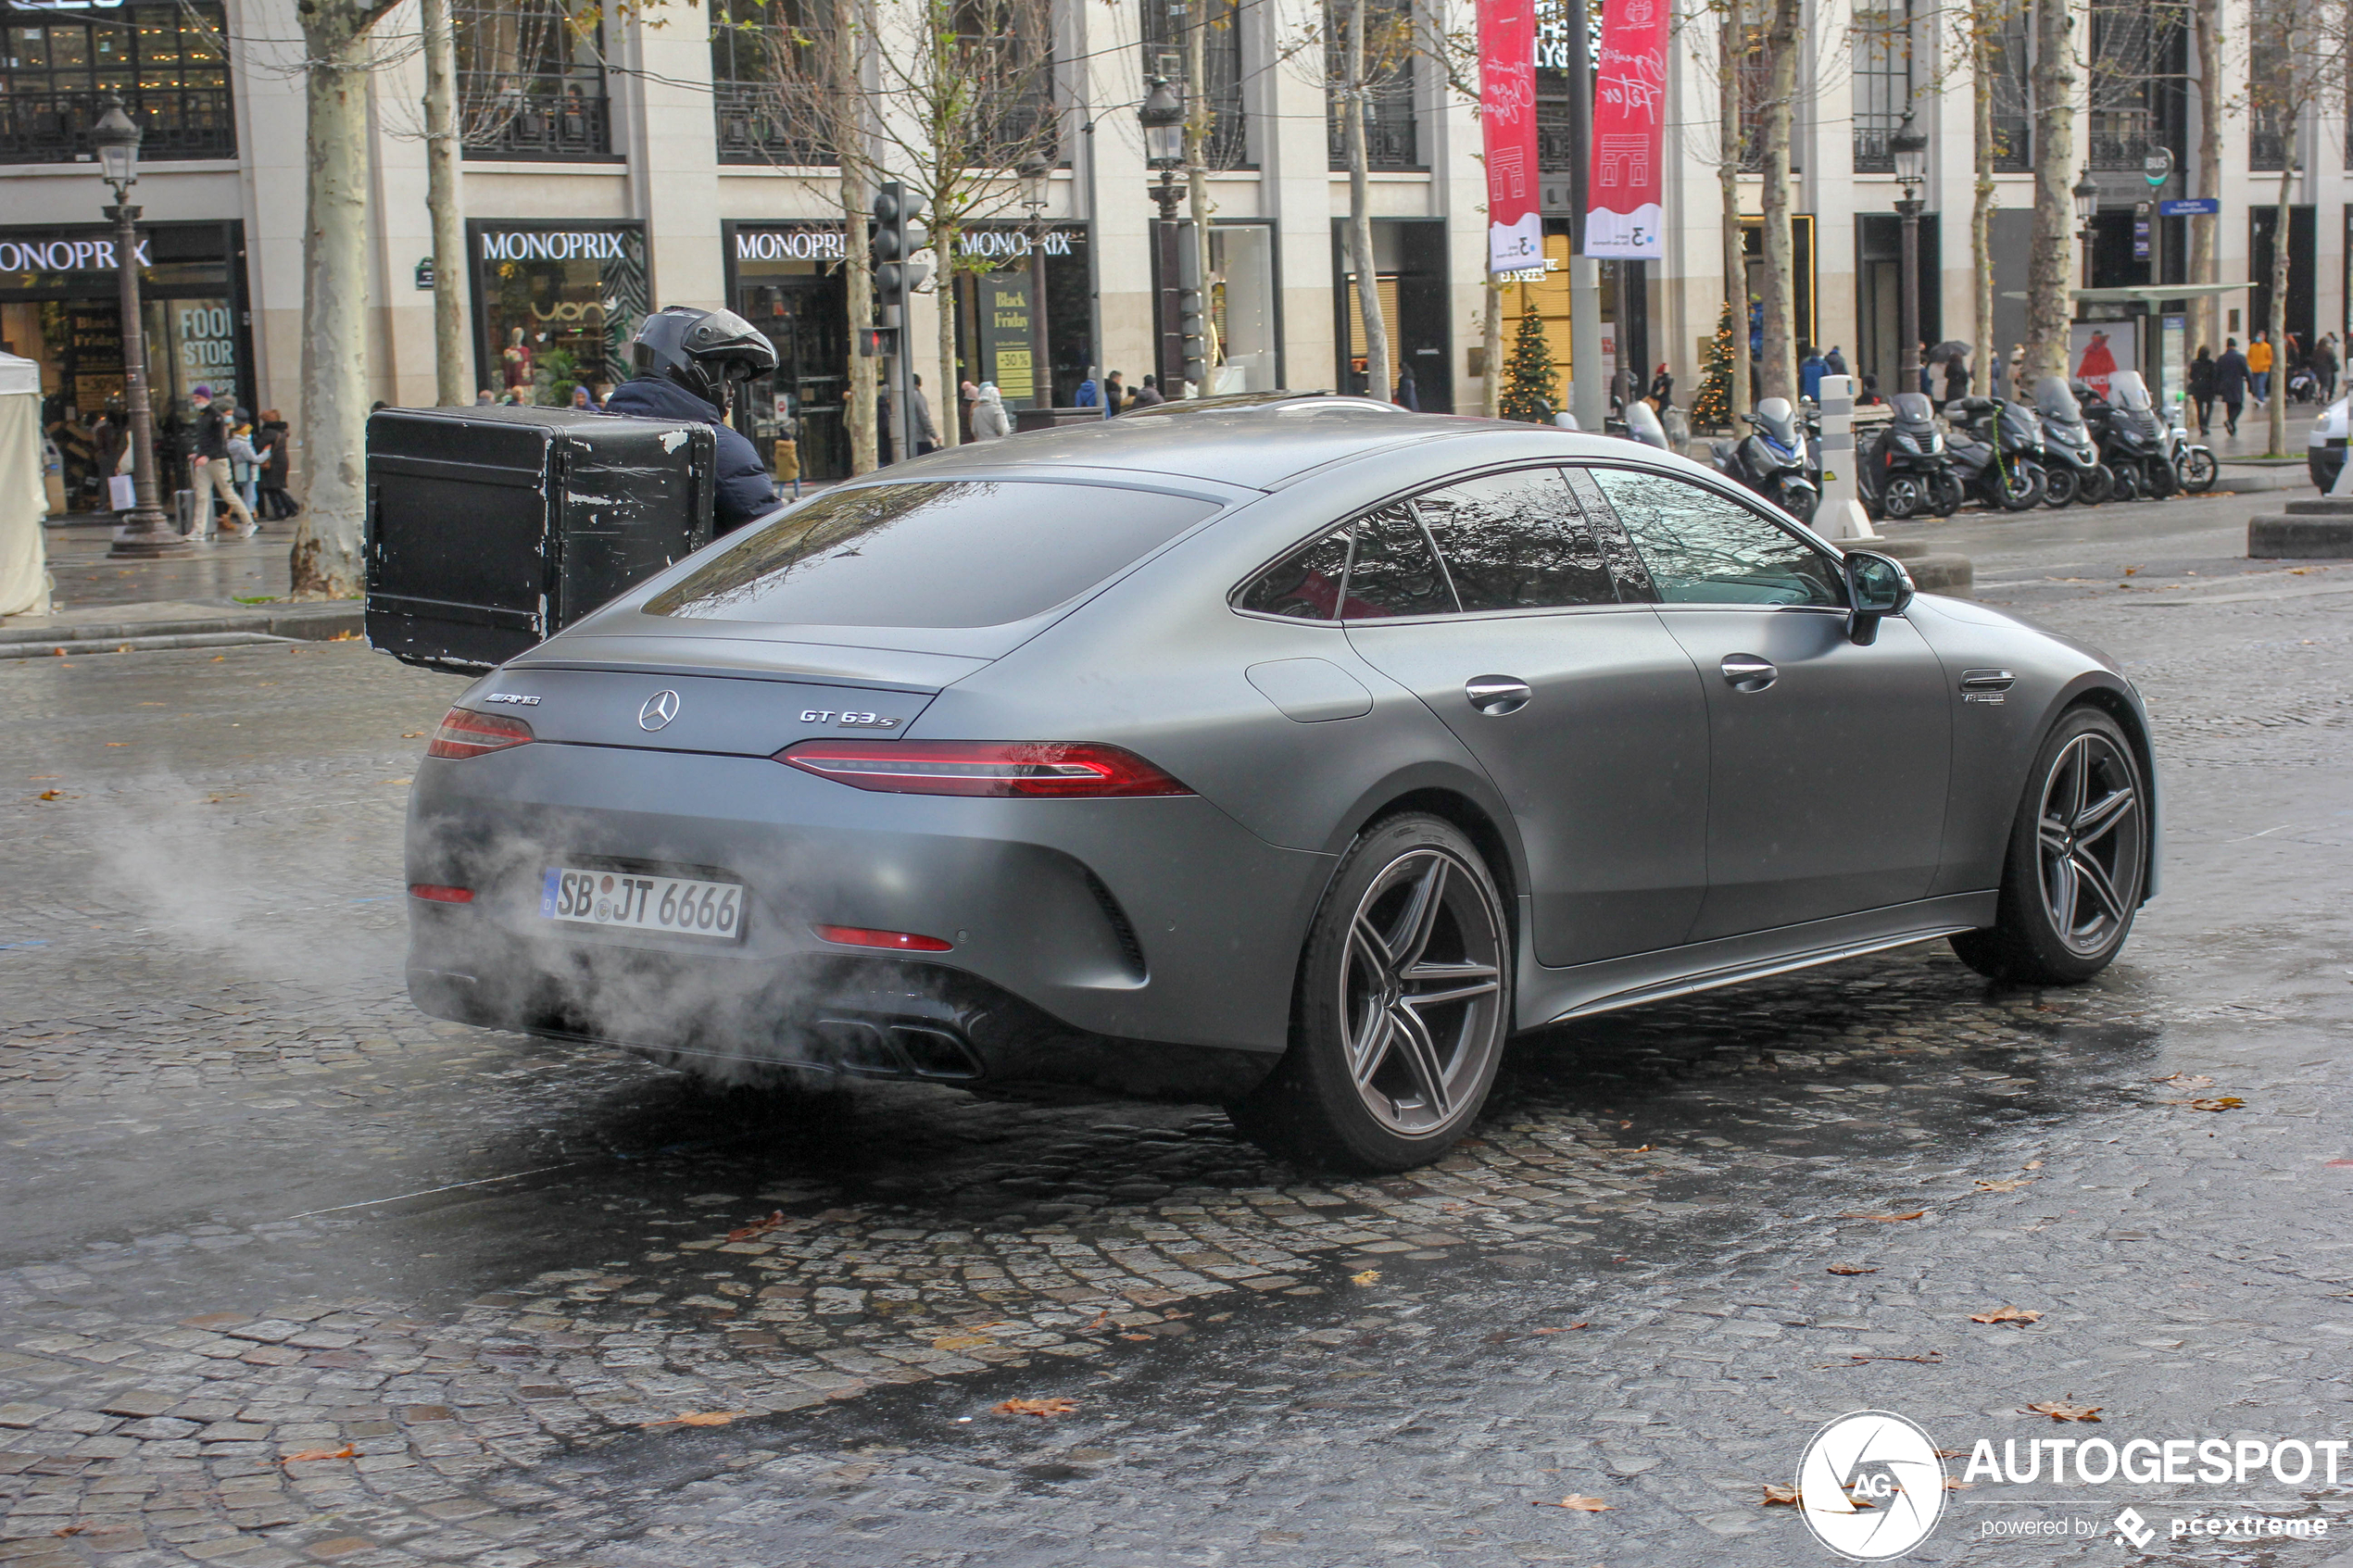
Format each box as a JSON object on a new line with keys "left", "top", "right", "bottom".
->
{"left": 1882, "top": 474, "right": 1924, "bottom": 519}
{"left": 2035, "top": 732, "right": 2145, "bottom": 958}
{"left": 1339, "top": 847, "right": 1506, "bottom": 1135}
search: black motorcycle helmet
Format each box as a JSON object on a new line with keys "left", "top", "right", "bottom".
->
{"left": 628, "top": 306, "right": 778, "bottom": 408}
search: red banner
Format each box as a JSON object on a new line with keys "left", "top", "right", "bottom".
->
{"left": 1586, "top": 0, "right": 1667, "bottom": 259}
{"left": 1479, "top": 0, "right": 1541, "bottom": 273}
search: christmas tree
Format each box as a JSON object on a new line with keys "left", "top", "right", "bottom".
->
{"left": 1499, "top": 300, "right": 1559, "bottom": 423}
{"left": 1692, "top": 298, "right": 1736, "bottom": 431}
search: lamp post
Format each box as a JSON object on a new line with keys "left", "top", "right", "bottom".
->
{"left": 1140, "top": 75, "right": 1187, "bottom": 395}
{"left": 2073, "top": 172, "right": 2101, "bottom": 291}
{"left": 1891, "top": 109, "right": 1929, "bottom": 390}
{"left": 91, "top": 98, "right": 187, "bottom": 558}
{"left": 1017, "top": 152, "right": 1054, "bottom": 420}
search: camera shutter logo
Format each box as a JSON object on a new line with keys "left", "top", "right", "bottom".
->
{"left": 1796, "top": 1410, "right": 1946, "bottom": 1560}
{"left": 638, "top": 690, "right": 682, "bottom": 732}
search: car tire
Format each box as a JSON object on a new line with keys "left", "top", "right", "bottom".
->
{"left": 2042, "top": 463, "right": 2078, "bottom": 508}
{"left": 1950, "top": 707, "right": 2148, "bottom": 985}
{"left": 1227, "top": 813, "right": 1512, "bottom": 1173}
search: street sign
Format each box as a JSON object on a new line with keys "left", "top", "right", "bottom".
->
{"left": 2159, "top": 197, "right": 2219, "bottom": 216}
{"left": 2133, "top": 218, "right": 2151, "bottom": 259}
{"left": 413, "top": 257, "right": 434, "bottom": 290}
{"left": 2144, "top": 147, "right": 2174, "bottom": 187}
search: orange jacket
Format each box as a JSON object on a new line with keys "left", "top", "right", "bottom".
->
{"left": 2247, "top": 340, "right": 2275, "bottom": 372}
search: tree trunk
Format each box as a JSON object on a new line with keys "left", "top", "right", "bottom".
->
{"left": 2269, "top": 169, "right": 2292, "bottom": 455}
{"left": 2188, "top": 0, "right": 2221, "bottom": 358}
{"left": 1344, "top": 0, "right": 1390, "bottom": 402}
{"left": 936, "top": 214, "right": 960, "bottom": 446}
{"left": 1755, "top": 0, "right": 1799, "bottom": 403}
{"left": 1481, "top": 278, "right": 1504, "bottom": 417}
{"left": 421, "top": 0, "right": 468, "bottom": 408}
{"left": 2024, "top": 0, "right": 2076, "bottom": 383}
{"left": 1718, "top": 0, "right": 1749, "bottom": 422}
{"left": 1971, "top": 0, "right": 1996, "bottom": 403}
{"left": 288, "top": 10, "right": 377, "bottom": 598}
{"left": 836, "top": 0, "right": 877, "bottom": 474}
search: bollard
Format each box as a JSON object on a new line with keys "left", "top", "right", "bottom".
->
{"left": 1813, "top": 375, "right": 1877, "bottom": 542}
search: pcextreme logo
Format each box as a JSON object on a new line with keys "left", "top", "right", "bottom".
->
{"left": 1796, "top": 1410, "right": 1947, "bottom": 1560}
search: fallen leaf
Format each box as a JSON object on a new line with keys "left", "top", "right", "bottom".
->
{"left": 2188, "top": 1097, "right": 2245, "bottom": 1112}
{"left": 639, "top": 1411, "right": 752, "bottom": 1429}
{"left": 2023, "top": 1401, "right": 2101, "bottom": 1423}
{"left": 725, "top": 1210, "right": 785, "bottom": 1243}
{"left": 401, "top": 732, "right": 425, "bottom": 739}
{"left": 282, "top": 1445, "right": 358, "bottom": 1462}
{"left": 1932, "top": 1448, "right": 1969, "bottom": 1460}
{"left": 1843, "top": 1210, "right": 1928, "bottom": 1223}
{"left": 2022, "top": 1160, "right": 2045, "bottom": 1170}
{"left": 2152, "top": 1073, "right": 2215, "bottom": 1088}
{"left": 1827, "top": 1264, "right": 1879, "bottom": 1275}
{"left": 52, "top": 1524, "right": 85, "bottom": 1536}
{"left": 1531, "top": 1322, "right": 1590, "bottom": 1335}
{"left": 930, "top": 1334, "right": 997, "bottom": 1351}
{"left": 34, "top": 790, "right": 61, "bottom": 801}
{"left": 1350, "top": 1269, "right": 1381, "bottom": 1286}
{"left": 1944, "top": 1477, "right": 1973, "bottom": 1490}
{"left": 995, "top": 1398, "right": 1078, "bottom": 1419}
{"left": 211, "top": 654, "right": 226, "bottom": 661}
{"left": 1974, "top": 1177, "right": 2034, "bottom": 1193}
{"left": 1120, "top": 1333, "right": 1153, "bottom": 1341}
{"left": 1969, "top": 1305, "right": 2045, "bottom": 1326}
{"left": 1532, "top": 1495, "right": 1614, "bottom": 1512}
{"left": 1079, "top": 1310, "right": 1112, "bottom": 1334}
{"left": 1761, "top": 1485, "right": 1802, "bottom": 1507}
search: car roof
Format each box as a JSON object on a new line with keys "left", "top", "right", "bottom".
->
{"left": 889, "top": 405, "right": 1672, "bottom": 492}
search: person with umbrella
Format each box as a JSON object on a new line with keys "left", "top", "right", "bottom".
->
{"left": 1931, "top": 340, "right": 1972, "bottom": 405}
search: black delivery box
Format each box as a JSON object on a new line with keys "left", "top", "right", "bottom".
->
{"left": 364, "top": 406, "right": 717, "bottom": 672}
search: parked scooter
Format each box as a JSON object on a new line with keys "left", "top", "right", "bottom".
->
{"left": 1623, "top": 399, "right": 1672, "bottom": 451}
{"left": 2032, "top": 375, "right": 2112, "bottom": 507}
{"left": 2078, "top": 371, "right": 2175, "bottom": 500}
{"left": 1856, "top": 393, "right": 1957, "bottom": 520}
{"left": 1710, "top": 397, "right": 1821, "bottom": 522}
{"left": 2165, "top": 400, "right": 2218, "bottom": 494}
{"left": 1944, "top": 395, "right": 2048, "bottom": 511}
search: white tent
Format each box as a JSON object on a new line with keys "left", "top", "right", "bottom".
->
{"left": 0, "top": 350, "right": 51, "bottom": 618}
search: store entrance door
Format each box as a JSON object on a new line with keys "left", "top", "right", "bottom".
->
{"left": 739, "top": 273, "right": 849, "bottom": 484}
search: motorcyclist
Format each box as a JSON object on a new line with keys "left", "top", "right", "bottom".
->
{"left": 603, "top": 305, "right": 782, "bottom": 531}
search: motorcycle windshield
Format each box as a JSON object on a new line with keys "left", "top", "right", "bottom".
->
{"left": 2034, "top": 376, "right": 2082, "bottom": 425}
{"left": 2005, "top": 405, "right": 2045, "bottom": 444}
{"left": 2108, "top": 370, "right": 2153, "bottom": 411}
{"left": 1891, "top": 392, "right": 1936, "bottom": 425}
{"left": 1753, "top": 399, "right": 1801, "bottom": 450}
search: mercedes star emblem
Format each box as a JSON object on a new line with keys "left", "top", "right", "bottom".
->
{"left": 637, "top": 689, "right": 682, "bottom": 731}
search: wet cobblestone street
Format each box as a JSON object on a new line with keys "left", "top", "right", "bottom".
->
{"left": 5, "top": 490, "right": 2353, "bottom": 1567}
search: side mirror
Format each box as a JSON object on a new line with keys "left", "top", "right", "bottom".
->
{"left": 1843, "top": 549, "right": 1915, "bottom": 646}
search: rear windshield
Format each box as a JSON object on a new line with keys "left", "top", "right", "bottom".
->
{"left": 643, "top": 481, "right": 1216, "bottom": 628}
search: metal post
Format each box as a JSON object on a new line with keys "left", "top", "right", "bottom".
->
{"left": 1028, "top": 229, "right": 1051, "bottom": 412}
{"left": 1896, "top": 195, "right": 1923, "bottom": 392}
{"left": 106, "top": 201, "right": 186, "bottom": 558}
{"left": 1814, "top": 372, "right": 1875, "bottom": 541}
{"left": 1566, "top": 0, "right": 1604, "bottom": 430}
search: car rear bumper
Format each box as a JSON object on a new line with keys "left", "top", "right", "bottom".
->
{"left": 403, "top": 740, "right": 1334, "bottom": 1093}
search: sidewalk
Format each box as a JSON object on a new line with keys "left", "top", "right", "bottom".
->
{"left": 2, "top": 520, "right": 360, "bottom": 656}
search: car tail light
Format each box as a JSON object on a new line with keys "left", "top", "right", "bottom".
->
{"left": 426, "top": 707, "right": 534, "bottom": 760}
{"left": 778, "top": 740, "right": 1193, "bottom": 798}
{"left": 409, "top": 884, "right": 474, "bottom": 904}
{"left": 812, "top": 923, "right": 953, "bottom": 952}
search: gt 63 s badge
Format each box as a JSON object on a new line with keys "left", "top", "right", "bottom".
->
{"left": 1797, "top": 1410, "right": 1946, "bottom": 1559}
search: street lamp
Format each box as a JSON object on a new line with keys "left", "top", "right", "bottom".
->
{"left": 1016, "top": 151, "right": 1053, "bottom": 420}
{"left": 90, "top": 97, "right": 187, "bottom": 558}
{"left": 1139, "top": 74, "right": 1185, "bottom": 221}
{"left": 1890, "top": 108, "right": 1929, "bottom": 388}
{"left": 2073, "top": 171, "right": 2101, "bottom": 289}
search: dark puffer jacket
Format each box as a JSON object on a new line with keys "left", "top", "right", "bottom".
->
{"left": 601, "top": 376, "right": 779, "bottom": 531}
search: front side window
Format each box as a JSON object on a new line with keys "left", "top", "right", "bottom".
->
{"left": 647, "top": 481, "right": 1214, "bottom": 628}
{"left": 1587, "top": 468, "right": 1844, "bottom": 608}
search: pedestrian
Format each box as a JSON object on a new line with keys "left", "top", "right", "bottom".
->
{"left": 91, "top": 400, "right": 128, "bottom": 492}
{"left": 476, "top": 389, "right": 495, "bottom": 405}
{"left": 184, "top": 385, "right": 254, "bottom": 541}
{"left": 2187, "top": 346, "right": 2218, "bottom": 435}
{"left": 2247, "top": 331, "right": 2273, "bottom": 407}
{"left": 569, "top": 385, "right": 594, "bottom": 410}
{"left": 1102, "top": 370, "right": 1126, "bottom": 416}
{"left": 2214, "top": 337, "right": 2249, "bottom": 436}
{"left": 1824, "top": 345, "right": 1847, "bottom": 377}
{"left": 1129, "top": 373, "right": 1165, "bottom": 408}
{"left": 1856, "top": 373, "right": 1884, "bottom": 408}
{"left": 258, "top": 409, "right": 296, "bottom": 520}
{"left": 909, "top": 373, "right": 942, "bottom": 454}
{"left": 1074, "top": 367, "right": 1101, "bottom": 411}
{"left": 1942, "top": 347, "right": 1971, "bottom": 405}
{"left": 1918, "top": 345, "right": 1934, "bottom": 398}
{"left": 1649, "top": 361, "right": 1674, "bottom": 410}
{"left": 2315, "top": 334, "right": 2340, "bottom": 405}
{"left": 227, "top": 416, "right": 267, "bottom": 525}
{"left": 959, "top": 375, "right": 978, "bottom": 440}
{"left": 1799, "top": 345, "right": 1827, "bottom": 403}
{"left": 970, "top": 383, "right": 1011, "bottom": 441}
{"left": 1393, "top": 362, "right": 1419, "bottom": 411}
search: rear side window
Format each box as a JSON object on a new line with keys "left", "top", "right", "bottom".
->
{"left": 645, "top": 481, "right": 1215, "bottom": 628}
{"left": 1344, "top": 503, "right": 1456, "bottom": 618}
{"left": 1413, "top": 468, "right": 1622, "bottom": 611}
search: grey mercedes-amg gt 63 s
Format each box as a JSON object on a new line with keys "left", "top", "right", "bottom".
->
{"left": 403, "top": 402, "right": 2156, "bottom": 1173}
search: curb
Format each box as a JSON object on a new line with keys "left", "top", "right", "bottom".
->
{"left": 0, "top": 600, "right": 361, "bottom": 651}
{"left": 0, "top": 631, "right": 292, "bottom": 661}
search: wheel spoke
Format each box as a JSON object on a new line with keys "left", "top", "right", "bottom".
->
{"left": 1383, "top": 857, "right": 1450, "bottom": 971}
{"left": 2072, "top": 784, "right": 2135, "bottom": 846}
{"left": 2038, "top": 816, "right": 2072, "bottom": 859}
{"left": 1348, "top": 1005, "right": 1397, "bottom": 1089}
{"left": 1385, "top": 1000, "right": 1452, "bottom": 1114}
{"left": 1400, "top": 977, "right": 1502, "bottom": 1011}
{"left": 2070, "top": 849, "right": 2129, "bottom": 924}
{"left": 2046, "top": 853, "right": 2079, "bottom": 934}
{"left": 2060, "top": 738, "right": 2090, "bottom": 825}
{"left": 1350, "top": 914, "right": 1393, "bottom": 976}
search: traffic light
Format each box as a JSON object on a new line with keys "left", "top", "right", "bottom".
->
{"left": 870, "top": 181, "right": 931, "bottom": 307}
{"left": 1176, "top": 220, "right": 1208, "bottom": 392}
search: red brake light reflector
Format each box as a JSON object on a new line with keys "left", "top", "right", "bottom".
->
{"left": 426, "top": 707, "right": 535, "bottom": 759}
{"left": 778, "top": 740, "right": 1192, "bottom": 798}
{"left": 409, "top": 884, "right": 474, "bottom": 904}
{"left": 812, "top": 923, "right": 953, "bottom": 952}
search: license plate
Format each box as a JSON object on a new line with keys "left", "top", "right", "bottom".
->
{"left": 541, "top": 868, "right": 746, "bottom": 942}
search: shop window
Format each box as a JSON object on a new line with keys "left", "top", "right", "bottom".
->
{"left": 473, "top": 224, "right": 649, "bottom": 404}
{"left": 456, "top": 0, "right": 614, "bottom": 161}
{"left": 0, "top": 0, "right": 234, "bottom": 165}
{"left": 1325, "top": 0, "right": 1416, "bottom": 171}
{"left": 1140, "top": 0, "right": 1249, "bottom": 170}
{"left": 1207, "top": 225, "right": 1277, "bottom": 393}
{"left": 1849, "top": 0, "right": 1907, "bottom": 173}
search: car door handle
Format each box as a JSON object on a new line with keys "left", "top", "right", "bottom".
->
{"left": 1465, "top": 675, "right": 1532, "bottom": 715}
{"left": 1720, "top": 655, "right": 1777, "bottom": 692}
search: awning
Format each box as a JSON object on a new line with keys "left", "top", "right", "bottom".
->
{"left": 1999, "top": 282, "right": 2253, "bottom": 302}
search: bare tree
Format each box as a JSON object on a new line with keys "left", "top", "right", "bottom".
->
{"left": 421, "top": 0, "right": 469, "bottom": 407}
{"left": 1958, "top": 0, "right": 2020, "bottom": 405}
{"left": 2246, "top": 0, "right": 2342, "bottom": 454}
{"left": 1718, "top": 0, "right": 1751, "bottom": 421}
{"left": 1753, "top": 0, "right": 1800, "bottom": 402}
{"left": 2022, "top": 0, "right": 2077, "bottom": 383}
{"left": 2188, "top": 0, "right": 2221, "bottom": 356}
{"left": 289, "top": 0, "right": 407, "bottom": 597}
{"left": 1338, "top": 0, "right": 1392, "bottom": 402}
